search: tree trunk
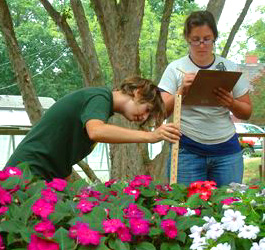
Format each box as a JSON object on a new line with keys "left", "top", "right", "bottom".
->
{"left": 0, "top": 0, "right": 43, "bottom": 125}
{"left": 70, "top": 0, "right": 104, "bottom": 86}
{"left": 92, "top": 0, "right": 150, "bottom": 180}
{"left": 155, "top": 0, "right": 174, "bottom": 84}
{"left": 221, "top": 0, "right": 253, "bottom": 58}
{"left": 39, "top": 0, "right": 94, "bottom": 86}
{"left": 206, "top": 0, "right": 226, "bottom": 24}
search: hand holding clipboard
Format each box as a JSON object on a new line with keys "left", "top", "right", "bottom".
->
{"left": 181, "top": 69, "right": 242, "bottom": 106}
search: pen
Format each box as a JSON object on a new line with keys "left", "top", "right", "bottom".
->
{"left": 175, "top": 67, "right": 186, "bottom": 74}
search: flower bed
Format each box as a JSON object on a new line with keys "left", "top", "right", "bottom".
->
{"left": 0, "top": 163, "right": 264, "bottom": 250}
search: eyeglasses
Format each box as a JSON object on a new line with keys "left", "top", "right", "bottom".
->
{"left": 189, "top": 39, "right": 215, "bottom": 46}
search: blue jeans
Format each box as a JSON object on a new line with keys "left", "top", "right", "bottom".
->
{"left": 167, "top": 146, "right": 244, "bottom": 187}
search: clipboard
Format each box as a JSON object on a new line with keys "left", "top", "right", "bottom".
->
{"left": 182, "top": 69, "right": 242, "bottom": 106}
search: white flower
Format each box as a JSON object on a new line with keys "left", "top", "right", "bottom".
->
{"left": 184, "top": 207, "right": 196, "bottom": 216}
{"left": 262, "top": 214, "right": 265, "bottom": 222}
{"left": 211, "top": 242, "right": 231, "bottom": 250}
{"left": 190, "top": 237, "right": 208, "bottom": 250}
{"left": 206, "top": 223, "right": 224, "bottom": 240}
{"left": 189, "top": 225, "right": 204, "bottom": 239}
{"left": 238, "top": 225, "right": 260, "bottom": 240}
{"left": 250, "top": 238, "right": 265, "bottom": 250}
{"left": 222, "top": 204, "right": 231, "bottom": 210}
{"left": 203, "top": 216, "right": 217, "bottom": 230}
{"left": 221, "top": 209, "right": 245, "bottom": 232}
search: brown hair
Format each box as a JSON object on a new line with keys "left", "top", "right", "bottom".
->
{"left": 119, "top": 76, "right": 166, "bottom": 128}
{"left": 183, "top": 10, "right": 218, "bottom": 40}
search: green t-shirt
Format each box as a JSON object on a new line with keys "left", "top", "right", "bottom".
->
{"left": 6, "top": 87, "right": 113, "bottom": 180}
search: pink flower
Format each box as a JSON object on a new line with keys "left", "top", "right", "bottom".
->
{"left": 117, "top": 227, "right": 132, "bottom": 242}
{"left": 0, "top": 171, "right": 9, "bottom": 181}
{"left": 129, "top": 218, "right": 150, "bottom": 235}
{"left": 123, "top": 186, "right": 140, "bottom": 200}
{"left": 0, "top": 234, "right": 4, "bottom": 250}
{"left": 153, "top": 205, "right": 170, "bottom": 216}
{"left": 69, "top": 222, "right": 89, "bottom": 239}
{"left": 123, "top": 203, "right": 145, "bottom": 219}
{"left": 34, "top": 220, "right": 55, "bottom": 238}
{"left": 0, "top": 206, "right": 8, "bottom": 216}
{"left": 194, "top": 209, "right": 201, "bottom": 216}
{"left": 170, "top": 206, "right": 188, "bottom": 216}
{"left": 28, "top": 234, "right": 59, "bottom": 250}
{"left": 161, "top": 219, "right": 178, "bottom": 239}
{"left": 4, "top": 167, "right": 22, "bottom": 177}
{"left": 0, "top": 186, "right": 12, "bottom": 205}
{"left": 41, "top": 188, "right": 58, "bottom": 204}
{"left": 45, "top": 178, "right": 67, "bottom": 191}
{"left": 69, "top": 221, "right": 103, "bottom": 245}
{"left": 130, "top": 175, "right": 152, "bottom": 188}
{"left": 105, "top": 179, "right": 117, "bottom": 187}
{"left": 32, "top": 199, "right": 55, "bottom": 219}
{"left": 76, "top": 200, "right": 94, "bottom": 213}
{"left": 221, "top": 197, "right": 241, "bottom": 205}
{"left": 102, "top": 219, "right": 125, "bottom": 233}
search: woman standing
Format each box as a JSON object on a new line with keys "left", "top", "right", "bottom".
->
{"left": 158, "top": 10, "right": 252, "bottom": 187}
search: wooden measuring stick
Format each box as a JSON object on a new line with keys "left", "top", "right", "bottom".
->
{"left": 170, "top": 92, "right": 182, "bottom": 184}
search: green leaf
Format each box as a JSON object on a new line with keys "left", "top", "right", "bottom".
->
{"left": 140, "top": 189, "right": 156, "bottom": 197}
{"left": 135, "top": 241, "right": 156, "bottom": 250}
{"left": 163, "top": 210, "right": 176, "bottom": 220}
{"left": 176, "top": 217, "right": 204, "bottom": 231}
{"left": 186, "top": 193, "right": 210, "bottom": 208}
{"left": 53, "top": 227, "right": 76, "bottom": 250}
{"left": 155, "top": 199, "right": 180, "bottom": 206}
{"left": 108, "top": 238, "right": 130, "bottom": 250}
{"left": 0, "top": 220, "right": 26, "bottom": 233}
{"left": 176, "top": 230, "right": 186, "bottom": 243}
{"left": 149, "top": 227, "right": 162, "bottom": 237}
{"left": 161, "top": 242, "right": 181, "bottom": 250}
{"left": 19, "top": 163, "right": 34, "bottom": 184}
{"left": 1, "top": 176, "right": 21, "bottom": 189}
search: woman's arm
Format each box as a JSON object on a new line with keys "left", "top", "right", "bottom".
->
{"left": 86, "top": 119, "right": 181, "bottom": 144}
{"left": 214, "top": 88, "right": 252, "bottom": 120}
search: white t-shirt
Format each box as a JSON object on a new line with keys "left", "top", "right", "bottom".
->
{"left": 158, "top": 55, "right": 250, "bottom": 144}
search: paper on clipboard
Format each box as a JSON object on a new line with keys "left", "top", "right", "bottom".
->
{"left": 182, "top": 69, "right": 242, "bottom": 106}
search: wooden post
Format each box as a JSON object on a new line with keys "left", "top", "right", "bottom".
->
{"left": 170, "top": 93, "right": 182, "bottom": 184}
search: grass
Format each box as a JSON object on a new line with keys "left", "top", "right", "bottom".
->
{"left": 243, "top": 157, "right": 263, "bottom": 184}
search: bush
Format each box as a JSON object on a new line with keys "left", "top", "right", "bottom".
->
{"left": 0, "top": 163, "right": 264, "bottom": 250}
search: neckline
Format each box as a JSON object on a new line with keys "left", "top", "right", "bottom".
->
{"left": 189, "top": 54, "right": 215, "bottom": 69}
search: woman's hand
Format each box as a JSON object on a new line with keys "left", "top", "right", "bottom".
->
{"left": 150, "top": 123, "right": 181, "bottom": 143}
{"left": 178, "top": 73, "right": 196, "bottom": 95}
{"left": 213, "top": 87, "right": 234, "bottom": 108}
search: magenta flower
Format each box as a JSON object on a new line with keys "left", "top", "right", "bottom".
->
{"left": 129, "top": 218, "right": 150, "bottom": 235}
{"left": 76, "top": 199, "right": 94, "bottom": 213}
{"left": 123, "top": 203, "right": 145, "bottom": 219}
{"left": 28, "top": 234, "right": 59, "bottom": 250}
{"left": 41, "top": 188, "right": 58, "bottom": 204}
{"left": 130, "top": 175, "right": 152, "bottom": 188}
{"left": 102, "top": 219, "right": 125, "bottom": 233}
{"left": 45, "top": 178, "right": 67, "bottom": 191}
{"left": 69, "top": 221, "right": 103, "bottom": 245}
{"left": 153, "top": 205, "right": 170, "bottom": 216}
{"left": 0, "top": 171, "right": 9, "bottom": 181}
{"left": 0, "top": 234, "right": 4, "bottom": 250}
{"left": 117, "top": 227, "right": 132, "bottom": 242}
{"left": 0, "top": 186, "right": 12, "bottom": 205}
{"left": 69, "top": 222, "right": 89, "bottom": 239}
{"left": 105, "top": 179, "right": 117, "bottom": 187}
{"left": 221, "top": 197, "right": 241, "bottom": 205}
{"left": 4, "top": 167, "right": 22, "bottom": 177}
{"left": 123, "top": 186, "right": 140, "bottom": 200}
{"left": 170, "top": 206, "right": 188, "bottom": 216}
{"left": 34, "top": 220, "right": 55, "bottom": 238}
{"left": 194, "top": 208, "right": 201, "bottom": 216}
{"left": 0, "top": 206, "right": 8, "bottom": 216}
{"left": 161, "top": 219, "right": 178, "bottom": 239}
{"left": 32, "top": 199, "right": 55, "bottom": 219}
